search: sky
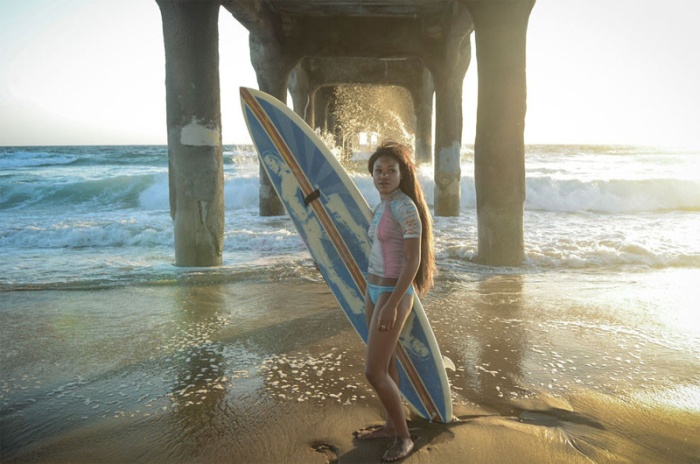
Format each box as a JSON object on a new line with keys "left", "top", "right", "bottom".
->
{"left": 0, "top": 0, "right": 699, "bottom": 147}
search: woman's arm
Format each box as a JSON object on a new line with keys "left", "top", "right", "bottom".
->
{"left": 376, "top": 237, "right": 421, "bottom": 331}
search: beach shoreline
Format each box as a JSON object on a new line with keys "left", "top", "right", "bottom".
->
{"left": 2, "top": 269, "right": 698, "bottom": 463}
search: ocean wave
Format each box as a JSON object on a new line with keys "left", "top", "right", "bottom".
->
{"left": 0, "top": 150, "right": 80, "bottom": 168}
{"left": 524, "top": 242, "right": 700, "bottom": 270}
{"left": 0, "top": 216, "right": 174, "bottom": 249}
{"left": 0, "top": 145, "right": 261, "bottom": 171}
{"left": 450, "top": 175, "right": 699, "bottom": 213}
{"left": 434, "top": 209, "right": 700, "bottom": 271}
{"left": 1, "top": 207, "right": 697, "bottom": 290}
{"left": 1, "top": 174, "right": 159, "bottom": 211}
{"left": 525, "top": 177, "right": 700, "bottom": 213}
{"left": 3, "top": 169, "right": 697, "bottom": 215}
{"left": 3, "top": 144, "right": 698, "bottom": 214}
{"left": 0, "top": 210, "right": 304, "bottom": 253}
{"left": 136, "top": 175, "right": 285, "bottom": 211}
{"left": 441, "top": 243, "right": 700, "bottom": 271}
{"left": 0, "top": 255, "right": 319, "bottom": 292}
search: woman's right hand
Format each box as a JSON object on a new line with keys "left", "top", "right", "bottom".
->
{"left": 377, "top": 304, "right": 398, "bottom": 332}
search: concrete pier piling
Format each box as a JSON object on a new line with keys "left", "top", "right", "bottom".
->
{"left": 156, "top": 0, "right": 225, "bottom": 267}
{"left": 469, "top": 0, "right": 535, "bottom": 266}
{"left": 158, "top": 0, "right": 535, "bottom": 266}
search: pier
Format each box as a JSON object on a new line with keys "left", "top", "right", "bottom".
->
{"left": 155, "top": 0, "right": 535, "bottom": 266}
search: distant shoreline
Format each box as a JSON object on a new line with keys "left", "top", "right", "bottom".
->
{"left": 2, "top": 143, "right": 699, "bottom": 151}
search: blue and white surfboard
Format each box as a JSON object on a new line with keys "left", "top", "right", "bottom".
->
{"left": 241, "top": 87, "right": 452, "bottom": 423}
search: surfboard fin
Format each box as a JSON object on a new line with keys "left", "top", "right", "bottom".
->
{"left": 304, "top": 189, "right": 321, "bottom": 206}
{"left": 442, "top": 356, "right": 456, "bottom": 371}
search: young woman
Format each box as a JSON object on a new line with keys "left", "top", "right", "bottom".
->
{"left": 355, "top": 141, "right": 436, "bottom": 462}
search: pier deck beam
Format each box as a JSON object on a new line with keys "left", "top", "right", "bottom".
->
{"left": 157, "top": 0, "right": 224, "bottom": 267}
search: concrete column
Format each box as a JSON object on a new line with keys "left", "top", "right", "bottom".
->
{"left": 467, "top": 0, "right": 535, "bottom": 266}
{"left": 289, "top": 64, "right": 314, "bottom": 126}
{"left": 315, "top": 86, "right": 333, "bottom": 133}
{"left": 327, "top": 90, "right": 344, "bottom": 153}
{"left": 313, "top": 88, "right": 324, "bottom": 132}
{"left": 430, "top": 30, "right": 471, "bottom": 216}
{"left": 249, "top": 34, "right": 296, "bottom": 216}
{"left": 306, "top": 90, "right": 316, "bottom": 129}
{"left": 411, "top": 69, "right": 434, "bottom": 164}
{"left": 157, "top": 0, "right": 224, "bottom": 267}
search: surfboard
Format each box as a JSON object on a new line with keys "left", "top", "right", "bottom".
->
{"left": 240, "top": 87, "right": 453, "bottom": 423}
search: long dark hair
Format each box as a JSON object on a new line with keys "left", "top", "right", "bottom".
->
{"left": 368, "top": 141, "right": 436, "bottom": 295}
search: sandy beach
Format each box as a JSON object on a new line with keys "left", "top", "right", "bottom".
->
{"left": 2, "top": 266, "right": 698, "bottom": 463}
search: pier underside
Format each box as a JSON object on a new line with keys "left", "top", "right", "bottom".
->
{"left": 156, "top": 0, "right": 535, "bottom": 266}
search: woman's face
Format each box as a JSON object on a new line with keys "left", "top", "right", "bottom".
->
{"left": 372, "top": 155, "right": 402, "bottom": 197}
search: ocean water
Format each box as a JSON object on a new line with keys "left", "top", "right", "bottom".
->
{"left": 1, "top": 144, "right": 699, "bottom": 290}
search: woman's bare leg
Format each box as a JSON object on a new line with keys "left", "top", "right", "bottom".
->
{"left": 357, "top": 291, "right": 396, "bottom": 439}
{"left": 364, "top": 292, "right": 414, "bottom": 460}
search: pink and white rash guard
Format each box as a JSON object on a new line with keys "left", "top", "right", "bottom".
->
{"left": 367, "top": 190, "right": 421, "bottom": 279}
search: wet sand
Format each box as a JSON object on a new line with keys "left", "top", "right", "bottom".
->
{"left": 1, "top": 268, "right": 699, "bottom": 463}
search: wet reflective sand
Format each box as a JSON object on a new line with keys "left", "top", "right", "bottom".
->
{"left": 1, "top": 268, "right": 699, "bottom": 463}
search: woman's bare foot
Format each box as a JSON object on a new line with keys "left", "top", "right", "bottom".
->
{"left": 382, "top": 437, "right": 414, "bottom": 462}
{"left": 353, "top": 425, "right": 395, "bottom": 440}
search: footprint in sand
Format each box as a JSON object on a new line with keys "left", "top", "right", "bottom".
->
{"left": 312, "top": 442, "right": 340, "bottom": 464}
